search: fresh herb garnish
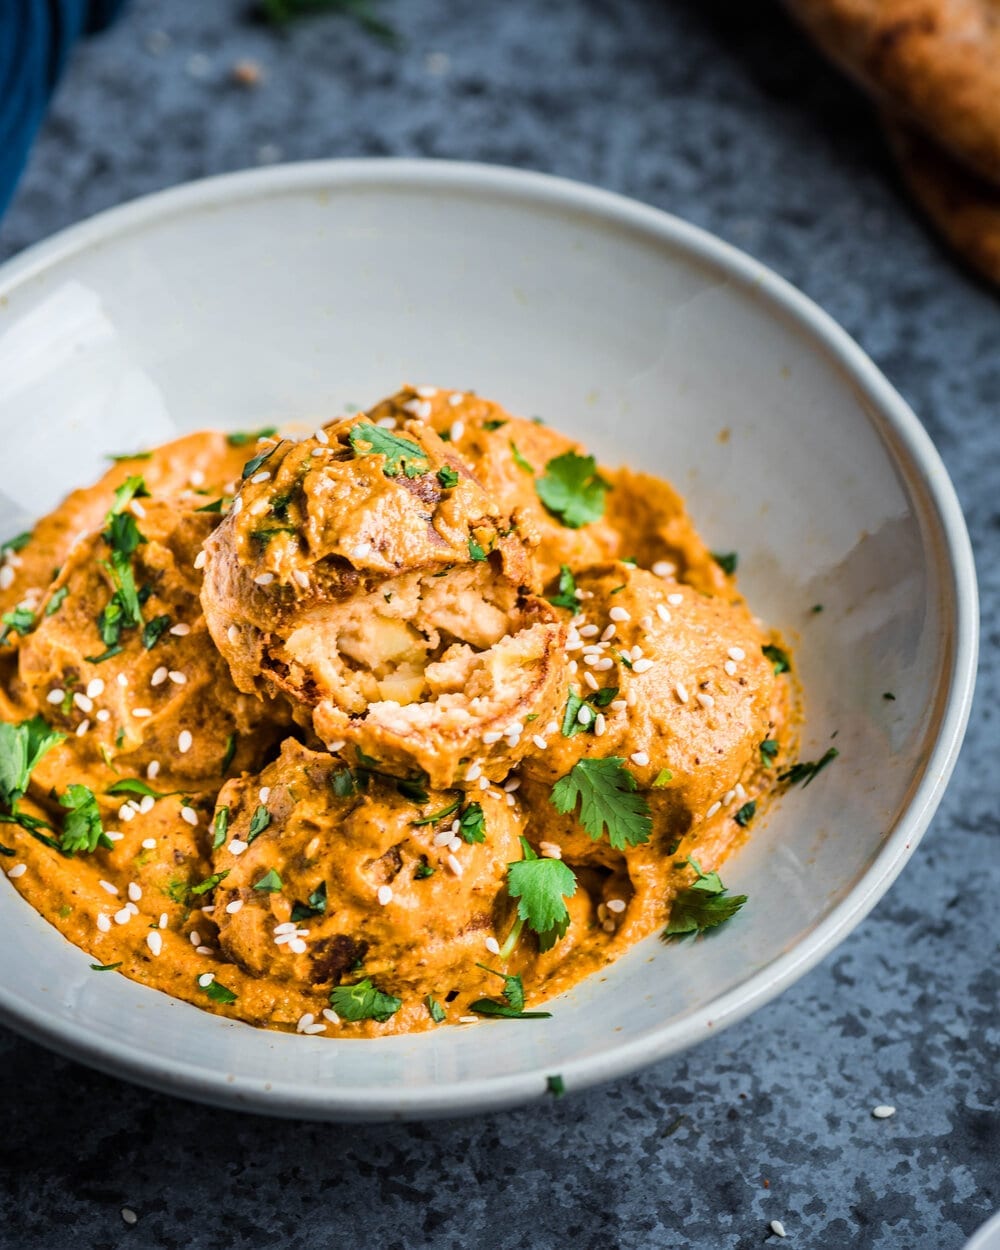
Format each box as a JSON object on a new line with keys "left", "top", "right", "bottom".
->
{"left": 759, "top": 739, "right": 779, "bottom": 767}
{"left": 347, "top": 423, "right": 429, "bottom": 478}
{"left": 45, "top": 586, "right": 68, "bottom": 617}
{"left": 201, "top": 978, "right": 238, "bottom": 1005}
{"left": 412, "top": 798, "right": 461, "bottom": 827}
{"left": 331, "top": 767, "right": 357, "bottom": 798}
{"left": 212, "top": 806, "right": 229, "bottom": 849}
{"left": 560, "top": 686, "right": 620, "bottom": 739}
{"left": 500, "top": 837, "right": 577, "bottom": 957}
{"left": 661, "top": 857, "right": 747, "bottom": 941}
{"left": 141, "top": 615, "right": 171, "bottom": 650}
{"left": 734, "top": 800, "right": 756, "bottom": 827}
{"left": 90, "top": 961, "right": 123, "bottom": 971}
{"left": 883, "top": 691, "right": 896, "bottom": 701}
{"left": 0, "top": 717, "right": 65, "bottom": 815}
{"left": 482, "top": 419, "right": 507, "bottom": 431}
{"left": 550, "top": 758, "right": 652, "bottom": 850}
{"left": 546, "top": 564, "right": 579, "bottom": 611}
{"left": 1, "top": 532, "right": 31, "bottom": 556}
{"left": 59, "top": 784, "right": 111, "bottom": 854}
{"left": 762, "top": 643, "right": 791, "bottom": 675}
{"left": 547, "top": 1074, "right": 566, "bottom": 1097}
{"left": 241, "top": 445, "right": 277, "bottom": 480}
{"left": 426, "top": 995, "right": 446, "bottom": 1024}
{"left": 352, "top": 750, "right": 429, "bottom": 803}
{"left": 247, "top": 805, "right": 271, "bottom": 842}
{"left": 96, "top": 479, "right": 149, "bottom": 649}
{"left": 510, "top": 441, "right": 534, "bottom": 473}
{"left": 470, "top": 963, "right": 551, "bottom": 1019}
{"left": 414, "top": 862, "right": 435, "bottom": 879}
{"left": 458, "top": 802, "right": 486, "bottom": 844}
{"left": 329, "top": 977, "right": 402, "bottom": 1023}
{"left": 712, "top": 551, "right": 738, "bottom": 575}
{"left": 436, "top": 466, "right": 459, "bottom": 489}
{"left": 106, "top": 451, "right": 152, "bottom": 462}
{"left": 290, "top": 882, "right": 327, "bottom": 922}
{"left": 252, "top": 868, "right": 283, "bottom": 893}
{"left": 779, "top": 748, "right": 838, "bottom": 787}
{"left": 0, "top": 607, "right": 35, "bottom": 643}
{"left": 105, "top": 779, "right": 176, "bottom": 799}
{"left": 227, "top": 426, "right": 277, "bottom": 447}
{"left": 195, "top": 498, "right": 224, "bottom": 513}
{"left": 190, "top": 869, "right": 230, "bottom": 896}
{"left": 221, "top": 733, "right": 237, "bottom": 773}
{"left": 535, "top": 451, "right": 610, "bottom": 529}
{"left": 468, "top": 537, "right": 488, "bottom": 562}
{"left": 652, "top": 768, "right": 674, "bottom": 787}
{"left": 85, "top": 644, "right": 124, "bottom": 664}
{"left": 811, "top": 604, "right": 824, "bottom": 614}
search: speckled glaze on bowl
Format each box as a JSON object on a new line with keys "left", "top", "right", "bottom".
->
{"left": 0, "top": 161, "right": 977, "bottom": 1121}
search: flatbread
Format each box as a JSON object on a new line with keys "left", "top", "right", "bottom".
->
{"left": 885, "top": 115, "right": 1000, "bottom": 285}
{"left": 783, "top": 0, "right": 1000, "bottom": 185}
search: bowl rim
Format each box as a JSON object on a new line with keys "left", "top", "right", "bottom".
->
{"left": 0, "top": 158, "right": 979, "bottom": 1120}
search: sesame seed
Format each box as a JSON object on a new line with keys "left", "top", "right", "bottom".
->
{"left": 706, "top": 801, "right": 721, "bottom": 819}
{"left": 607, "top": 898, "right": 626, "bottom": 913}
{"left": 583, "top": 671, "right": 599, "bottom": 692}
{"left": 73, "top": 692, "right": 93, "bottom": 714}
{"left": 447, "top": 854, "right": 463, "bottom": 877}
{"left": 293, "top": 569, "right": 310, "bottom": 589}
{"left": 594, "top": 713, "right": 607, "bottom": 736}
{"left": 450, "top": 420, "right": 465, "bottom": 441}
{"left": 96, "top": 912, "right": 112, "bottom": 932}
{"left": 96, "top": 710, "right": 110, "bottom": 723}
{"left": 675, "top": 683, "right": 689, "bottom": 703}
{"left": 352, "top": 542, "right": 371, "bottom": 559}
{"left": 86, "top": 678, "right": 105, "bottom": 699}
{"left": 151, "top": 666, "right": 168, "bottom": 686}
{"left": 130, "top": 499, "right": 147, "bottom": 519}
{"left": 249, "top": 498, "right": 269, "bottom": 516}
{"left": 639, "top": 614, "right": 653, "bottom": 630}
{"left": 227, "top": 624, "right": 240, "bottom": 644}
{"left": 139, "top": 799, "right": 154, "bottom": 820}
{"left": 482, "top": 731, "right": 503, "bottom": 744}
{"left": 872, "top": 1104, "right": 896, "bottom": 1119}
{"left": 250, "top": 470, "right": 271, "bottom": 484}
{"left": 105, "top": 830, "right": 124, "bottom": 842}
{"left": 478, "top": 775, "right": 491, "bottom": 790}
{"left": 322, "top": 1007, "right": 340, "bottom": 1024}
{"left": 652, "top": 560, "right": 676, "bottom": 578}
{"left": 656, "top": 604, "right": 671, "bottom": 624}
{"left": 168, "top": 671, "right": 186, "bottom": 685}
{"left": 601, "top": 624, "right": 616, "bottom": 642}
{"left": 132, "top": 707, "right": 152, "bottom": 718}
{"left": 769, "top": 1220, "right": 787, "bottom": 1238}
{"left": 99, "top": 880, "right": 118, "bottom": 895}
{"left": 121, "top": 1208, "right": 138, "bottom": 1227}
{"left": 697, "top": 692, "right": 715, "bottom": 709}
{"left": 142, "top": 838, "right": 158, "bottom": 852}
{"left": 304, "top": 1022, "right": 329, "bottom": 1035}
{"left": 609, "top": 606, "right": 630, "bottom": 622}
{"left": 504, "top": 778, "right": 521, "bottom": 793}
{"left": 582, "top": 654, "right": 599, "bottom": 667}
{"left": 225, "top": 899, "right": 243, "bottom": 915}
{"left": 75, "top": 720, "right": 90, "bottom": 737}
{"left": 0, "top": 567, "right": 13, "bottom": 590}
{"left": 505, "top": 793, "right": 516, "bottom": 807}
{"left": 448, "top": 393, "right": 463, "bottom": 407}
{"left": 466, "top": 761, "right": 482, "bottom": 781}
{"left": 724, "top": 660, "right": 738, "bottom": 676}
{"left": 7, "top": 863, "right": 26, "bottom": 880}
{"left": 169, "top": 623, "right": 191, "bottom": 638}
{"left": 724, "top": 790, "right": 736, "bottom": 805}
{"left": 567, "top": 660, "right": 578, "bottom": 675}
{"left": 231, "top": 496, "right": 244, "bottom": 515}
{"left": 633, "top": 658, "right": 654, "bottom": 674}
{"left": 532, "top": 735, "right": 548, "bottom": 750}
{"left": 377, "top": 885, "right": 393, "bottom": 906}
{"left": 728, "top": 646, "right": 746, "bottom": 661}
{"left": 146, "top": 761, "right": 160, "bottom": 780}
{"left": 46, "top": 688, "right": 64, "bottom": 704}
{"left": 253, "top": 572, "right": 274, "bottom": 585}
{"left": 288, "top": 938, "right": 307, "bottom": 955}
{"left": 193, "top": 550, "right": 207, "bottom": 570}
{"left": 178, "top": 730, "right": 193, "bottom": 754}
{"left": 545, "top": 721, "right": 559, "bottom": 735}
{"left": 538, "top": 841, "right": 563, "bottom": 861}
{"left": 274, "top": 922, "right": 297, "bottom": 935}
{"left": 198, "top": 973, "right": 214, "bottom": 988}
{"left": 594, "top": 658, "right": 614, "bottom": 671}
{"left": 667, "top": 593, "right": 683, "bottom": 608}
{"left": 119, "top": 804, "right": 135, "bottom": 822}
{"left": 159, "top": 913, "right": 168, "bottom": 929}
{"left": 735, "top": 783, "right": 747, "bottom": 800}
{"left": 228, "top": 839, "right": 248, "bottom": 856}
{"left": 630, "top": 751, "right": 649, "bottom": 767}
{"left": 189, "top": 931, "right": 202, "bottom": 947}
{"left": 576, "top": 705, "right": 593, "bottom": 727}
{"left": 117, "top": 673, "right": 129, "bottom": 687}
{"left": 314, "top": 427, "right": 330, "bottom": 444}
{"left": 146, "top": 931, "right": 163, "bottom": 957}
{"left": 296, "top": 1012, "right": 315, "bottom": 1033}
{"left": 325, "top": 739, "right": 346, "bottom": 752}
{"left": 114, "top": 908, "right": 132, "bottom": 925}
{"left": 258, "top": 786, "right": 271, "bottom": 803}
{"left": 579, "top": 624, "right": 599, "bottom": 638}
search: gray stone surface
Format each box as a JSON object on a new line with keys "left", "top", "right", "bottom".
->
{"left": 0, "top": 1, "right": 997, "bottom": 1247}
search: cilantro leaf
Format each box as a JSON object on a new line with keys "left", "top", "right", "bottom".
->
{"left": 142, "top": 615, "right": 171, "bottom": 649}
{"left": 0, "top": 716, "right": 65, "bottom": 810}
{"left": 759, "top": 739, "right": 779, "bottom": 768}
{"left": 712, "top": 551, "right": 738, "bottom": 575}
{"left": 109, "top": 475, "right": 149, "bottom": 516}
{"left": 414, "top": 862, "right": 435, "bottom": 879}
{"left": 200, "top": 978, "right": 238, "bottom": 1005}
{"left": 1, "top": 532, "right": 31, "bottom": 556}
{"left": 475, "top": 962, "right": 526, "bottom": 1011}
{"left": 779, "top": 747, "right": 838, "bottom": 788}
{"left": 58, "top": 784, "right": 110, "bottom": 855}
{"left": 190, "top": 869, "right": 229, "bottom": 896}
{"left": 436, "top": 466, "right": 459, "bottom": 489}
{"left": 734, "top": 800, "right": 756, "bottom": 827}
{"left": 411, "top": 798, "right": 460, "bottom": 827}
{"left": 241, "top": 445, "right": 277, "bottom": 479}
{"left": 90, "top": 961, "right": 123, "bottom": 971}
{"left": 247, "top": 805, "right": 271, "bottom": 842}
{"left": 468, "top": 537, "right": 487, "bottom": 561}
{"left": 661, "top": 857, "right": 747, "bottom": 940}
{"left": 45, "top": 586, "right": 68, "bottom": 617}
{"left": 510, "top": 441, "right": 534, "bottom": 473}
{"left": 535, "top": 451, "right": 610, "bottom": 529}
{"left": 550, "top": 758, "right": 652, "bottom": 850}
{"left": 505, "top": 838, "right": 577, "bottom": 953}
{"left": 106, "top": 451, "right": 151, "bottom": 463}
{"left": 426, "top": 995, "right": 446, "bottom": 1024}
{"left": 105, "top": 779, "right": 177, "bottom": 800}
{"left": 347, "top": 423, "right": 429, "bottom": 478}
{"left": 652, "top": 768, "right": 673, "bottom": 788}
{"left": 547, "top": 1074, "right": 566, "bottom": 1097}
{"left": 329, "top": 977, "right": 402, "bottom": 1023}
{"left": 221, "top": 733, "right": 237, "bottom": 774}
{"left": 290, "top": 881, "right": 327, "bottom": 922}
{"left": 470, "top": 998, "right": 552, "bottom": 1020}
{"left": 227, "top": 426, "right": 277, "bottom": 446}
{"left": 458, "top": 802, "right": 486, "bottom": 844}
{"left": 762, "top": 643, "right": 791, "bottom": 675}
{"left": 0, "top": 607, "right": 35, "bottom": 643}
{"left": 547, "top": 563, "right": 578, "bottom": 610}
{"left": 252, "top": 868, "right": 283, "bottom": 893}
{"left": 482, "top": 419, "right": 507, "bottom": 431}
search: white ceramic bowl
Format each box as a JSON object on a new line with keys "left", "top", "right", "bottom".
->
{"left": 0, "top": 161, "right": 977, "bottom": 1120}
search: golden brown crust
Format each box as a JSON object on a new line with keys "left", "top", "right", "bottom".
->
{"left": 885, "top": 114, "right": 1000, "bottom": 284}
{"left": 783, "top": 0, "right": 1000, "bottom": 185}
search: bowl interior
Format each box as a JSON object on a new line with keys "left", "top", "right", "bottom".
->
{"left": 0, "top": 163, "right": 974, "bottom": 1118}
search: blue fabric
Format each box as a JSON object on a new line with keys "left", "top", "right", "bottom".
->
{"left": 0, "top": 1, "right": 126, "bottom": 217}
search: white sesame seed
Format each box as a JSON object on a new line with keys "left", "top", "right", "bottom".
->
{"left": 594, "top": 713, "right": 607, "bottom": 736}
{"left": 706, "top": 801, "right": 721, "bottom": 819}
{"left": 735, "top": 783, "right": 747, "bottom": 801}
{"left": 231, "top": 495, "right": 244, "bottom": 515}
{"left": 179, "top": 806, "right": 197, "bottom": 827}
{"left": 130, "top": 499, "right": 147, "bottom": 519}
{"left": 96, "top": 912, "right": 112, "bottom": 932}
{"left": 433, "top": 829, "right": 452, "bottom": 847}
{"left": 169, "top": 622, "right": 191, "bottom": 638}
{"left": 132, "top": 707, "right": 152, "bottom": 718}
{"left": 601, "top": 624, "right": 616, "bottom": 642}
{"left": 466, "top": 761, "right": 482, "bottom": 781}
{"left": 99, "top": 880, "right": 118, "bottom": 895}
{"left": 189, "top": 931, "right": 202, "bottom": 947}
{"left": 75, "top": 720, "right": 90, "bottom": 738}
{"left": 224, "top": 899, "right": 243, "bottom": 916}
{"left": 293, "top": 569, "right": 310, "bottom": 590}
{"left": 159, "top": 913, "right": 168, "bottom": 929}
{"left": 447, "top": 392, "right": 464, "bottom": 407}
{"left": 146, "top": 931, "right": 163, "bottom": 956}
{"left": 117, "top": 673, "right": 129, "bottom": 688}
{"left": 630, "top": 751, "right": 649, "bottom": 767}
{"left": 226, "top": 624, "right": 240, "bottom": 644}
{"left": 146, "top": 761, "right": 160, "bottom": 780}
{"left": 73, "top": 692, "right": 93, "bottom": 714}
{"left": 724, "top": 790, "right": 736, "bottom": 806}
{"left": 447, "top": 854, "right": 463, "bottom": 877}
{"left": 314, "top": 427, "right": 330, "bottom": 444}
{"left": 872, "top": 1104, "right": 896, "bottom": 1119}
{"left": 253, "top": 572, "right": 274, "bottom": 585}
{"left": 168, "top": 670, "right": 186, "bottom": 685}
{"left": 594, "top": 658, "right": 614, "bottom": 671}
{"left": 249, "top": 498, "right": 269, "bottom": 517}
{"left": 503, "top": 777, "right": 521, "bottom": 793}
{"left": 151, "top": 666, "right": 168, "bottom": 686}
{"left": 228, "top": 839, "right": 248, "bottom": 856}
{"left": 322, "top": 1007, "right": 340, "bottom": 1024}
{"left": 274, "top": 922, "right": 297, "bottom": 935}
{"left": 667, "top": 592, "right": 683, "bottom": 606}
{"left": 450, "top": 420, "right": 465, "bottom": 441}
{"left": 724, "top": 660, "right": 738, "bottom": 676}
{"left": 576, "top": 704, "right": 593, "bottom": 726}
{"left": 114, "top": 908, "right": 132, "bottom": 925}
{"left": 652, "top": 560, "right": 676, "bottom": 578}
{"left": 352, "top": 542, "right": 372, "bottom": 560}
{"left": 545, "top": 721, "right": 559, "bottom": 736}
{"left": 482, "top": 730, "right": 503, "bottom": 744}
{"left": 567, "top": 660, "right": 578, "bottom": 675}
{"left": 583, "top": 671, "right": 599, "bottom": 692}
{"left": 127, "top": 800, "right": 142, "bottom": 814}
{"left": 178, "top": 730, "right": 193, "bottom": 754}
{"left": 7, "top": 863, "right": 26, "bottom": 880}
{"left": 198, "top": 973, "right": 214, "bottom": 988}
{"left": 582, "top": 654, "right": 599, "bottom": 667}
{"left": 607, "top": 898, "right": 626, "bottom": 914}
{"left": 478, "top": 775, "right": 491, "bottom": 790}
{"left": 377, "top": 885, "right": 393, "bottom": 906}
{"left": 119, "top": 805, "right": 135, "bottom": 822}
{"left": 0, "top": 567, "right": 13, "bottom": 591}
{"left": 250, "top": 470, "right": 271, "bottom": 485}
{"left": 697, "top": 692, "right": 715, "bottom": 709}
{"left": 105, "top": 830, "right": 124, "bottom": 842}
{"left": 579, "top": 624, "right": 599, "bottom": 638}
{"left": 639, "top": 614, "right": 653, "bottom": 630}
{"left": 656, "top": 603, "right": 671, "bottom": 624}
{"left": 609, "top": 606, "right": 630, "bottom": 623}
{"left": 96, "top": 709, "right": 110, "bottom": 723}
{"left": 193, "top": 550, "right": 207, "bottom": 570}
{"left": 86, "top": 678, "right": 104, "bottom": 699}
{"left": 675, "top": 683, "right": 689, "bottom": 704}
{"left": 296, "top": 1012, "right": 315, "bottom": 1033}
{"left": 325, "top": 739, "right": 345, "bottom": 752}
{"left": 46, "top": 688, "right": 64, "bottom": 704}
{"left": 769, "top": 1220, "right": 787, "bottom": 1238}
{"left": 258, "top": 786, "right": 271, "bottom": 803}
{"left": 728, "top": 646, "right": 746, "bottom": 661}
{"left": 633, "top": 658, "right": 654, "bottom": 674}
{"left": 139, "top": 795, "right": 155, "bottom": 814}
{"left": 288, "top": 938, "right": 307, "bottom": 955}
{"left": 532, "top": 734, "right": 548, "bottom": 750}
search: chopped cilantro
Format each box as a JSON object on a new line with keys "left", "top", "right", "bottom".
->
{"left": 105, "top": 779, "right": 175, "bottom": 799}
{"left": 535, "top": 451, "right": 610, "bottom": 529}
{"left": 779, "top": 748, "right": 838, "bottom": 787}
{"left": 550, "top": 758, "right": 652, "bottom": 850}
{"left": 414, "top": 862, "right": 435, "bottom": 879}
{"left": 436, "top": 466, "right": 460, "bottom": 489}
{"left": 510, "top": 441, "right": 534, "bottom": 473}
{"left": 547, "top": 1074, "right": 566, "bottom": 1097}
{"left": 468, "top": 537, "right": 488, "bottom": 561}
{"left": 458, "top": 802, "right": 486, "bottom": 844}
{"left": 347, "top": 423, "right": 429, "bottom": 478}
{"left": 141, "top": 615, "right": 171, "bottom": 650}
{"left": 59, "top": 784, "right": 111, "bottom": 854}
{"left": 90, "top": 961, "right": 123, "bottom": 971}
{"left": 482, "top": 419, "right": 507, "bottom": 431}
{"left": 290, "top": 882, "right": 327, "bottom": 922}
{"left": 0, "top": 843, "right": 13, "bottom": 857}
{"left": 45, "top": 587, "right": 68, "bottom": 617}
{"left": 471, "top": 963, "right": 552, "bottom": 1019}
{"left": 329, "top": 977, "right": 402, "bottom": 1023}
{"left": 241, "top": 445, "right": 277, "bottom": 480}
{"left": 712, "top": 551, "right": 738, "bottom": 575}
{"left": 734, "top": 800, "right": 756, "bottom": 827}
{"left": 221, "top": 733, "right": 237, "bottom": 773}
{"left": 190, "top": 869, "right": 229, "bottom": 896}
{"left": 426, "top": 995, "right": 446, "bottom": 1024}
{"left": 201, "top": 978, "right": 238, "bottom": 1005}
{"left": 331, "top": 767, "right": 357, "bottom": 798}
{"left": 85, "top": 644, "right": 124, "bottom": 664}
{"left": 247, "top": 805, "right": 271, "bottom": 842}
{"left": 411, "top": 798, "right": 460, "bottom": 827}
{"left": 252, "top": 868, "right": 282, "bottom": 893}
{"left": 560, "top": 691, "right": 590, "bottom": 738}
{"left": 502, "top": 837, "right": 577, "bottom": 956}
{"left": 212, "top": 805, "right": 229, "bottom": 849}
{"left": 195, "top": 498, "right": 224, "bottom": 513}
{"left": 759, "top": 739, "right": 779, "bottom": 767}
{"left": 661, "top": 857, "right": 747, "bottom": 941}
{"left": 883, "top": 691, "right": 896, "bottom": 702}
{"left": 652, "top": 768, "right": 673, "bottom": 788}
{"left": 1, "top": 531, "right": 31, "bottom": 556}
{"left": 106, "top": 451, "right": 151, "bottom": 463}
{"left": 0, "top": 607, "right": 35, "bottom": 643}
{"left": 0, "top": 717, "right": 65, "bottom": 812}
{"left": 762, "top": 643, "right": 791, "bottom": 675}
{"left": 590, "top": 685, "right": 619, "bottom": 707}
{"left": 617, "top": 650, "right": 634, "bottom": 669}
{"left": 547, "top": 564, "right": 578, "bottom": 611}
{"left": 227, "top": 426, "right": 277, "bottom": 447}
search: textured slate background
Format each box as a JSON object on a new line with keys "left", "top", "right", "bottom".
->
{"left": 1, "top": 1, "right": 997, "bottom": 1247}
